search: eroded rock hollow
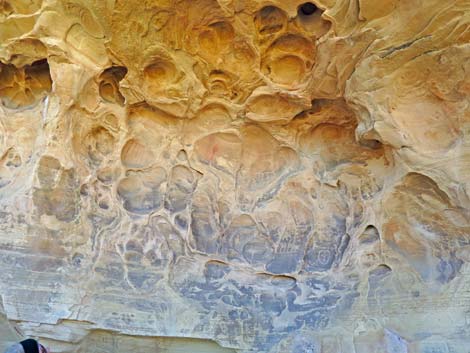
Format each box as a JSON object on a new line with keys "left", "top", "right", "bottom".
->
{"left": 0, "top": 0, "right": 469, "bottom": 352}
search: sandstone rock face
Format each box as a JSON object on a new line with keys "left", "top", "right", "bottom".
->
{"left": 0, "top": 0, "right": 469, "bottom": 352}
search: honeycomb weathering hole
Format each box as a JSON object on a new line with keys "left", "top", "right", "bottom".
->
{"left": 99, "top": 66, "right": 127, "bottom": 105}
{"left": 255, "top": 6, "right": 287, "bottom": 36}
{"left": 0, "top": 58, "right": 52, "bottom": 109}
{"left": 296, "top": 2, "right": 330, "bottom": 37}
{"left": 143, "top": 58, "right": 179, "bottom": 91}
{"left": 299, "top": 2, "right": 318, "bottom": 16}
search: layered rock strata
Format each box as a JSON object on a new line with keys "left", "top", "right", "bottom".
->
{"left": 0, "top": 0, "right": 469, "bottom": 352}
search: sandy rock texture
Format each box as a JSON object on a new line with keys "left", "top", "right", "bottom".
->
{"left": 0, "top": 0, "right": 469, "bottom": 352}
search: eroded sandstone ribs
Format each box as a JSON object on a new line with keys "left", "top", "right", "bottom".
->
{"left": 0, "top": 0, "right": 469, "bottom": 352}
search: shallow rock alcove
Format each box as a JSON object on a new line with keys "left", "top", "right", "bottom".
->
{"left": 0, "top": 0, "right": 469, "bottom": 352}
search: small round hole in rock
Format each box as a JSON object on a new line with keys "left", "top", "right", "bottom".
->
{"left": 299, "top": 2, "right": 317, "bottom": 16}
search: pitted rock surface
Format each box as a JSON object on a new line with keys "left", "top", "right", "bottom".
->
{"left": 0, "top": 0, "right": 469, "bottom": 352}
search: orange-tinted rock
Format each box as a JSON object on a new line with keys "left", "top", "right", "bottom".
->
{"left": 0, "top": 1, "right": 468, "bottom": 353}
